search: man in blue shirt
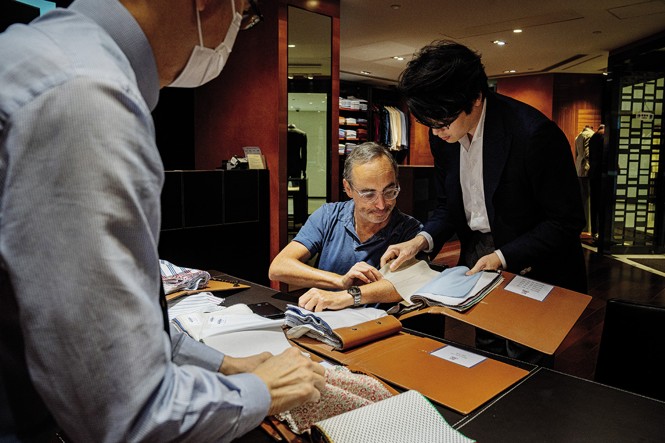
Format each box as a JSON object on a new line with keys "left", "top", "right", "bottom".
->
{"left": 0, "top": 1, "right": 324, "bottom": 441}
{"left": 269, "top": 142, "right": 422, "bottom": 311}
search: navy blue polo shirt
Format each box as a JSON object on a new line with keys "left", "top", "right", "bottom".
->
{"left": 293, "top": 200, "right": 423, "bottom": 275}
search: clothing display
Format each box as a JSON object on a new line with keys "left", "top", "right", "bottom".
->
{"left": 287, "top": 124, "right": 308, "bottom": 179}
{"left": 373, "top": 104, "right": 409, "bottom": 151}
{"left": 0, "top": 1, "right": 268, "bottom": 441}
{"left": 574, "top": 126, "right": 594, "bottom": 177}
{"left": 293, "top": 200, "right": 422, "bottom": 275}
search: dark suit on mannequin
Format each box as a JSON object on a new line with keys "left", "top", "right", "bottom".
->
{"left": 425, "top": 91, "right": 587, "bottom": 294}
{"left": 287, "top": 124, "right": 308, "bottom": 179}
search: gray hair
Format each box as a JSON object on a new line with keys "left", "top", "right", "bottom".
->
{"left": 342, "top": 142, "right": 398, "bottom": 183}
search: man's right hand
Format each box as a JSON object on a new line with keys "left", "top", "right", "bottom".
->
{"left": 380, "top": 236, "right": 428, "bottom": 271}
{"left": 252, "top": 347, "right": 326, "bottom": 415}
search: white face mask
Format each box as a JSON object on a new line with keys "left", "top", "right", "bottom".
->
{"left": 168, "top": 0, "right": 242, "bottom": 88}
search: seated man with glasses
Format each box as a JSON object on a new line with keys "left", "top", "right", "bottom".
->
{"left": 269, "top": 142, "right": 422, "bottom": 311}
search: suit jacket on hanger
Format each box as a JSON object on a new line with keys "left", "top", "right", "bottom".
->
{"left": 424, "top": 91, "right": 587, "bottom": 293}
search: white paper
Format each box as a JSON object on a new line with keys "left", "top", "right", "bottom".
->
{"left": 430, "top": 345, "right": 486, "bottom": 368}
{"left": 380, "top": 258, "right": 440, "bottom": 302}
{"left": 204, "top": 329, "right": 292, "bottom": 357}
{"left": 504, "top": 275, "right": 553, "bottom": 301}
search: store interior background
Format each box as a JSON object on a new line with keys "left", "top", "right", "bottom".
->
{"left": 5, "top": 0, "right": 665, "bottom": 381}
{"left": 158, "top": 0, "right": 665, "bottom": 286}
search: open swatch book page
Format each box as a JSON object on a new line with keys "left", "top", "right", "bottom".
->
{"left": 311, "top": 390, "right": 475, "bottom": 443}
{"left": 381, "top": 258, "right": 503, "bottom": 312}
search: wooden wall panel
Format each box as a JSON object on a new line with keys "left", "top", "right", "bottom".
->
{"left": 496, "top": 74, "right": 554, "bottom": 118}
{"left": 408, "top": 117, "right": 434, "bottom": 166}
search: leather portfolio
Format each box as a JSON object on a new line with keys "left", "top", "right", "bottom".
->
{"left": 294, "top": 332, "right": 529, "bottom": 415}
{"left": 399, "top": 272, "right": 591, "bottom": 355}
{"left": 331, "top": 315, "right": 403, "bottom": 350}
{"left": 165, "top": 279, "right": 249, "bottom": 301}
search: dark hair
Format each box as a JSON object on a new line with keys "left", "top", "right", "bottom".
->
{"left": 398, "top": 40, "right": 489, "bottom": 128}
{"left": 343, "top": 142, "right": 398, "bottom": 183}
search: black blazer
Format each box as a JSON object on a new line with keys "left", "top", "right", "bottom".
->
{"left": 424, "top": 92, "right": 587, "bottom": 293}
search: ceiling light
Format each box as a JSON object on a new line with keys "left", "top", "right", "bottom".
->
{"left": 392, "top": 56, "right": 404, "bottom": 61}
{"left": 288, "top": 44, "right": 296, "bottom": 48}
{"left": 390, "top": 4, "right": 401, "bottom": 10}
{"left": 360, "top": 70, "right": 371, "bottom": 75}
{"left": 503, "top": 70, "right": 517, "bottom": 73}
{"left": 513, "top": 29, "right": 522, "bottom": 33}
{"left": 493, "top": 40, "right": 506, "bottom": 46}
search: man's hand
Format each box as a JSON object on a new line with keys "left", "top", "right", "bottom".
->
{"left": 252, "top": 347, "right": 326, "bottom": 415}
{"left": 380, "top": 236, "right": 428, "bottom": 271}
{"left": 466, "top": 252, "right": 502, "bottom": 275}
{"left": 339, "top": 261, "right": 382, "bottom": 289}
{"left": 219, "top": 353, "right": 272, "bottom": 375}
{"left": 298, "top": 288, "right": 353, "bottom": 312}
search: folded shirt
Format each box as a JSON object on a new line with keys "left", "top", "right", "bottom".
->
{"left": 284, "top": 305, "right": 387, "bottom": 348}
{"left": 159, "top": 259, "right": 211, "bottom": 295}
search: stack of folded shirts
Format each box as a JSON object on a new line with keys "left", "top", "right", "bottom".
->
{"left": 284, "top": 305, "right": 387, "bottom": 349}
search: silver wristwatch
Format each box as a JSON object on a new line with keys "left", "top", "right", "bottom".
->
{"left": 348, "top": 286, "right": 362, "bottom": 307}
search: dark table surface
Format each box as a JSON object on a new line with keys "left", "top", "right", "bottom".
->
{"left": 172, "top": 273, "right": 665, "bottom": 442}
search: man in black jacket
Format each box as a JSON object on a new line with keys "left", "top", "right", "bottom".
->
{"left": 381, "top": 40, "right": 587, "bottom": 364}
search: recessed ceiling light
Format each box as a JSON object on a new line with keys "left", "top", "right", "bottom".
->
{"left": 493, "top": 40, "right": 506, "bottom": 46}
{"left": 513, "top": 29, "right": 522, "bottom": 33}
{"left": 503, "top": 69, "right": 517, "bottom": 73}
{"left": 288, "top": 44, "right": 296, "bottom": 48}
{"left": 360, "top": 70, "right": 371, "bottom": 75}
{"left": 392, "top": 56, "right": 404, "bottom": 61}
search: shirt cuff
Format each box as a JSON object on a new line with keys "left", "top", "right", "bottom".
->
{"left": 417, "top": 232, "right": 434, "bottom": 253}
{"left": 225, "top": 373, "right": 272, "bottom": 432}
{"left": 170, "top": 328, "right": 224, "bottom": 371}
{"left": 494, "top": 249, "right": 507, "bottom": 269}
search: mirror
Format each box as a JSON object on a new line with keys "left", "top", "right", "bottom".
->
{"left": 287, "top": 6, "right": 332, "bottom": 233}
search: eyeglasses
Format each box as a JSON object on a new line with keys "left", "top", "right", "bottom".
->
{"left": 420, "top": 111, "right": 461, "bottom": 130}
{"left": 241, "top": 0, "right": 263, "bottom": 31}
{"left": 349, "top": 184, "right": 401, "bottom": 203}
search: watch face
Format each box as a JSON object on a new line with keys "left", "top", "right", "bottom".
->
{"left": 349, "top": 286, "right": 361, "bottom": 306}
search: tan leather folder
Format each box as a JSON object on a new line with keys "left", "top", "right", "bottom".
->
{"left": 295, "top": 332, "right": 529, "bottom": 415}
{"left": 400, "top": 272, "right": 591, "bottom": 355}
{"left": 332, "top": 315, "right": 403, "bottom": 350}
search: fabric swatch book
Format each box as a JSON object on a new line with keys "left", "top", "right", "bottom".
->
{"left": 381, "top": 259, "right": 503, "bottom": 312}
{"left": 310, "top": 390, "right": 475, "bottom": 443}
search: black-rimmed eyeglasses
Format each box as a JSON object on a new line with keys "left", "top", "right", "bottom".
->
{"left": 241, "top": 0, "right": 263, "bottom": 31}
{"left": 419, "top": 110, "right": 462, "bottom": 130}
{"left": 349, "top": 184, "right": 401, "bottom": 203}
